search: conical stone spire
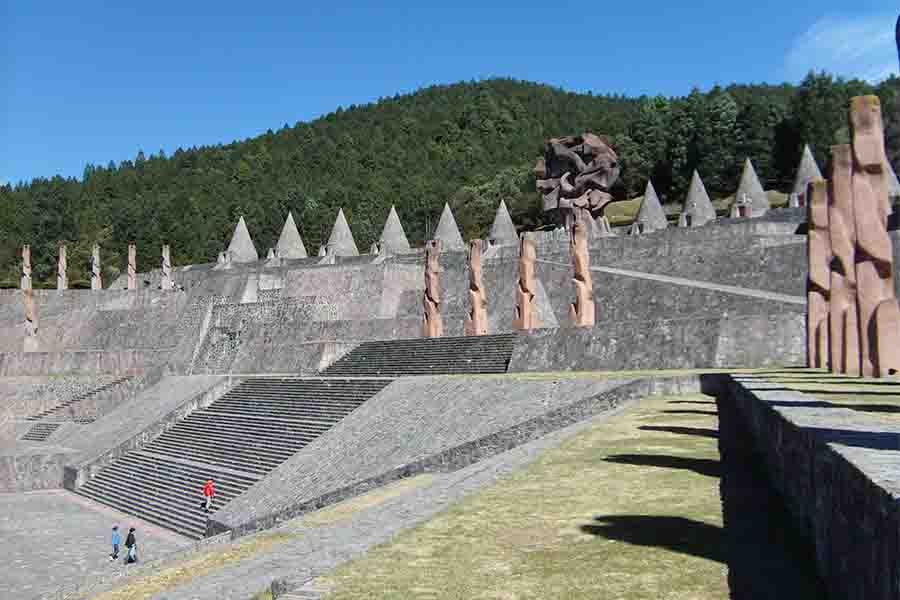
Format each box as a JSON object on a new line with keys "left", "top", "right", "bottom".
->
{"left": 635, "top": 181, "right": 668, "bottom": 232}
{"left": 378, "top": 205, "right": 411, "bottom": 254}
{"left": 488, "top": 199, "right": 518, "bottom": 245}
{"left": 432, "top": 203, "right": 465, "bottom": 251}
{"left": 326, "top": 208, "right": 359, "bottom": 256}
{"left": 226, "top": 216, "right": 259, "bottom": 263}
{"left": 792, "top": 145, "right": 823, "bottom": 197}
{"left": 275, "top": 212, "right": 308, "bottom": 259}
{"left": 682, "top": 170, "right": 716, "bottom": 226}
{"left": 734, "top": 158, "right": 769, "bottom": 217}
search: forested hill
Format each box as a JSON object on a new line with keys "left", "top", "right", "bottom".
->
{"left": 2, "top": 75, "right": 899, "bottom": 286}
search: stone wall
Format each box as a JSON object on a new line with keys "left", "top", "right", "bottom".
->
{"left": 714, "top": 374, "right": 900, "bottom": 600}
{"left": 0, "top": 349, "right": 170, "bottom": 376}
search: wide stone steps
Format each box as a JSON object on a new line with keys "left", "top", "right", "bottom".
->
{"left": 322, "top": 334, "right": 517, "bottom": 377}
{"left": 26, "top": 376, "right": 132, "bottom": 421}
{"left": 76, "top": 377, "right": 391, "bottom": 538}
{"left": 21, "top": 422, "right": 62, "bottom": 441}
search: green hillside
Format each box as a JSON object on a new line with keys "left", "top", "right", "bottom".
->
{"left": 2, "top": 74, "right": 899, "bottom": 285}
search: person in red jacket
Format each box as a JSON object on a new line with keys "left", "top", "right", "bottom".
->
{"left": 202, "top": 479, "right": 215, "bottom": 512}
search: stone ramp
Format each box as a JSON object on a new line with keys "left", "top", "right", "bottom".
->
{"left": 321, "top": 333, "right": 517, "bottom": 377}
{"left": 77, "top": 377, "right": 391, "bottom": 539}
{"left": 24, "top": 374, "right": 133, "bottom": 424}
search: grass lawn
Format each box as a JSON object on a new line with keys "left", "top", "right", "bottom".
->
{"left": 316, "top": 394, "right": 734, "bottom": 599}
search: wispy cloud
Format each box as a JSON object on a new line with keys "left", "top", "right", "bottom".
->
{"left": 784, "top": 14, "right": 897, "bottom": 83}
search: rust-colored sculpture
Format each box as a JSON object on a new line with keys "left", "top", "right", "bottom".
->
{"left": 828, "top": 144, "right": 860, "bottom": 376}
{"left": 161, "top": 244, "right": 173, "bottom": 291}
{"left": 464, "top": 239, "right": 488, "bottom": 336}
{"left": 512, "top": 234, "right": 539, "bottom": 331}
{"left": 849, "top": 96, "right": 900, "bottom": 377}
{"left": 20, "top": 245, "right": 31, "bottom": 291}
{"left": 806, "top": 178, "right": 830, "bottom": 368}
{"left": 534, "top": 133, "right": 619, "bottom": 231}
{"left": 568, "top": 222, "right": 595, "bottom": 327}
{"left": 91, "top": 244, "right": 102, "bottom": 291}
{"left": 422, "top": 239, "right": 443, "bottom": 338}
{"left": 127, "top": 243, "right": 136, "bottom": 290}
{"left": 57, "top": 244, "right": 67, "bottom": 290}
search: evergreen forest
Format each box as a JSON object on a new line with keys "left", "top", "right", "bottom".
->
{"left": 3, "top": 73, "right": 900, "bottom": 287}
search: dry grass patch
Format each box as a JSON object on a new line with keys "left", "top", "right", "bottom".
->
{"left": 317, "top": 395, "right": 730, "bottom": 599}
{"left": 87, "top": 531, "right": 293, "bottom": 600}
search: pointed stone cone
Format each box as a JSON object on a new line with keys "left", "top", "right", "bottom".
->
{"left": 792, "top": 145, "right": 823, "bottom": 198}
{"left": 629, "top": 222, "right": 642, "bottom": 235}
{"left": 734, "top": 158, "right": 769, "bottom": 217}
{"left": 275, "top": 212, "right": 308, "bottom": 259}
{"left": 266, "top": 248, "right": 276, "bottom": 260}
{"left": 325, "top": 208, "right": 359, "bottom": 256}
{"left": 318, "top": 245, "right": 327, "bottom": 257}
{"left": 379, "top": 205, "right": 411, "bottom": 254}
{"left": 489, "top": 199, "right": 518, "bottom": 245}
{"left": 636, "top": 181, "right": 668, "bottom": 232}
{"left": 682, "top": 171, "right": 716, "bottom": 226}
{"left": 227, "top": 216, "right": 259, "bottom": 263}
{"left": 369, "top": 242, "right": 379, "bottom": 255}
{"left": 432, "top": 203, "right": 465, "bottom": 251}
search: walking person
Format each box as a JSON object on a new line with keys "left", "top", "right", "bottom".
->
{"left": 109, "top": 525, "right": 120, "bottom": 560}
{"left": 124, "top": 527, "right": 137, "bottom": 564}
{"left": 202, "top": 478, "right": 215, "bottom": 513}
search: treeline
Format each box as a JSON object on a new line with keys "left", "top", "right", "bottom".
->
{"left": 2, "top": 74, "right": 899, "bottom": 286}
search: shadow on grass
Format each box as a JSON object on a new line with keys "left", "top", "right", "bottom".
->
{"left": 662, "top": 409, "right": 719, "bottom": 416}
{"left": 639, "top": 425, "right": 719, "bottom": 439}
{"left": 580, "top": 516, "right": 723, "bottom": 562}
{"left": 604, "top": 454, "right": 721, "bottom": 478}
{"left": 668, "top": 400, "right": 717, "bottom": 405}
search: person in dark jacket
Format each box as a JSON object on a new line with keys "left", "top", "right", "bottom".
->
{"left": 124, "top": 527, "right": 137, "bottom": 564}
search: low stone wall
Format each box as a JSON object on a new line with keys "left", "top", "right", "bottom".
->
{"left": 714, "top": 374, "right": 900, "bottom": 600}
{"left": 507, "top": 312, "right": 804, "bottom": 373}
{"left": 0, "top": 349, "right": 170, "bottom": 376}
{"left": 0, "top": 449, "right": 70, "bottom": 492}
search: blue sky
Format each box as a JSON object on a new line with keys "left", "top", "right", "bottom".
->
{"left": 2, "top": 1, "right": 898, "bottom": 184}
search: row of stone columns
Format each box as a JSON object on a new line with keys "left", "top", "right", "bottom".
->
{"left": 422, "top": 221, "right": 595, "bottom": 338}
{"left": 806, "top": 95, "right": 900, "bottom": 378}
{"left": 19, "top": 243, "right": 174, "bottom": 291}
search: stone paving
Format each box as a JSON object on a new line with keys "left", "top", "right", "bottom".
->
{"left": 80, "top": 403, "right": 638, "bottom": 600}
{"left": 0, "top": 489, "right": 190, "bottom": 599}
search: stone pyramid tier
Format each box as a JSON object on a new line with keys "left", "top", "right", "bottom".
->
{"left": 378, "top": 205, "right": 412, "bottom": 254}
{"left": 276, "top": 212, "right": 308, "bottom": 259}
{"left": 433, "top": 203, "right": 465, "bottom": 251}
{"left": 226, "top": 216, "right": 259, "bottom": 263}
{"left": 635, "top": 181, "right": 668, "bottom": 232}
{"left": 489, "top": 200, "right": 518, "bottom": 246}
{"left": 326, "top": 208, "right": 359, "bottom": 257}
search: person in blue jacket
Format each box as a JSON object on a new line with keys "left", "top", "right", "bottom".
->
{"left": 109, "top": 526, "right": 120, "bottom": 560}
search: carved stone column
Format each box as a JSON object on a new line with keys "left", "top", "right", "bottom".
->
{"left": 161, "top": 244, "right": 173, "bottom": 291}
{"left": 20, "top": 245, "right": 31, "bottom": 291}
{"left": 512, "top": 234, "right": 539, "bottom": 331}
{"left": 806, "top": 178, "right": 830, "bottom": 368}
{"left": 828, "top": 144, "right": 860, "bottom": 375}
{"left": 464, "top": 239, "right": 488, "bottom": 336}
{"left": 91, "top": 244, "right": 102, "bottom": 291}
{"left": 57, "top": 244, "right": 67, "bottom": 290}
{"left": 127, "top": 243, "right": 136, "bottom": 290}
{"left": 568, "top": 221, "right": 595, "bottom": 327}
{"left": 23, "top": 288, "right": 38, "bottom": 352}
{"left": 849, "top": 95, "right": 900, "bottom": 377}
{"left": 422, "top": 239, "right": 443, "bottom": 338}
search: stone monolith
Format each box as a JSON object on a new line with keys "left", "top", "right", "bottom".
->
{"left": 161, "top": 245, "right": 173, "bottom": 291}
{"left": 227, "top": 216, "right": 259, "bottom": 263}
{"left": 379, "top": 205, "right": 412, "bottom": 254}
{"left": 57, "top": 244, "right": 67, "bottom": 290}
{"left": 635, "top": 181, "right": 668, "bottom": 232}
{"left": 423, "top": 239, "right": 443, "bottom": 338}
{"left": 326, "top": 208, "right": 360, "bottom": 257}
{"left": 91, "top": 244, "right": 102, "bottom": 291}
{"left": 23, "top": 288, "right": 38, "bottom": 352}
{"left": 568, "top": 222, "right": 595, "bottom": 327}
{"left": 733, "top": 158, "right": 769, "bottom": 217}
{"left": 828, "top": 144, "right": 860, "bottom": 375}
{"left": 512, "top": 234, "right": 539, "bottom": 331}
{"left": 464, "top": 239, "right": 488, "bottom": 336}
{"left": 127, "top": 244, "right": 137, "bottom": 289}
{"left": 20, "top": 245, "right": 32, "bottom": 291}
{"left": 432, "top": 203, "right": 465, "bottom": 251}
{"left": 807, "top": 178, "right": 830, "bottom": 369}
{"left": 849, "top": 95, "right": 900, "bottom": 377}
{"left": 276, "top": 212, "right": 308, "bottom": 259}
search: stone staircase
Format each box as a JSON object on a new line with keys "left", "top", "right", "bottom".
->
{"left": 77, "top": 377, "right": 390, "bottom": 539}
{"left": 25, "top": 375, "right": 133, "bottom": 423}
{"left": 21, "top": 422, "right": 63, "bottom": 442}
{"left": 322, "top": 334, "right": 517, "bottom": 377}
